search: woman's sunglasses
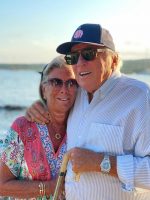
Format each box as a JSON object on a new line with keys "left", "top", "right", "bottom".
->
{"left": 65, "top": 48, "right": 106, "bottom": 65}
{"left": 43, "top": 78, "right": 78, "bottom": 89}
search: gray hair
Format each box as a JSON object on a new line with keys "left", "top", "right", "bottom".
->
{"left": 41, "top": 55, "right": 68, "bottom": 83}
{"left": 106, "top": 49, "right": 123, "bottom": 72}
{"left": 39, "top": 55, "right": 70, "bottom": 103}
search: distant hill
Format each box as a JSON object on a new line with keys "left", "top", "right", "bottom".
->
{"left": 0, "top": 63, "right": 44, "bottom": 72}
{"left": 121, "top": 59, "right": 150, "bottom": 74}
{"left": 0, "top": 59, "right": 150, "bottom": 74}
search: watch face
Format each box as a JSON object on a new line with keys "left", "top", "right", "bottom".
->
{"left": 100, "top": 155, "right": 111, "bottom": 173}
{"left": 103, "top": 161, "right": 110, "bottom": 170}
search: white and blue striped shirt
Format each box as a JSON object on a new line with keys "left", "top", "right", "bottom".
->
{"left": 66, "top": 71, "right": 150, "bottom": 200}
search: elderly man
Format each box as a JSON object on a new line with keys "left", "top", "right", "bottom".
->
{"left": 27, "top": 23, "right": 150, "bottom": 200}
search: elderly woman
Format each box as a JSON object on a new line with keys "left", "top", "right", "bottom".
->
{"left": 0, "top": 55, "right": 78, "bottom": 199}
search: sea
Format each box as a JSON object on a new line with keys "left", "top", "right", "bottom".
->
{"left": 0, "top": 69, "right": 150, "bottom": 150}
{"left": 0, "top": 69, "right": 41, "bottom": 148}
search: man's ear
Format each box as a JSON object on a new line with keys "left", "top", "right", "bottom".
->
{"left": 112, "top": 54, "right": 119, "bottom": 71}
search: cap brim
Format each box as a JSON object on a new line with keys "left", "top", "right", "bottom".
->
{"left": 56, "top": 41, "right": 105, "bottom": 54}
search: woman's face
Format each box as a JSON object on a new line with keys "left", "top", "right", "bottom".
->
{"left": 42, "top": 67, "right": 78, "bottom": 114}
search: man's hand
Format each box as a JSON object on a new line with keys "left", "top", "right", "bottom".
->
{"left": 25, "top": 100, "right": 50, "bottom": 124}
{"left": 68, "top": 147, "right": 101, "bottom": 173}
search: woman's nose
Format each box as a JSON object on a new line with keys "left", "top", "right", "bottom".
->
{"left": 59, "top": 84, "right": 69, "bottom": 93}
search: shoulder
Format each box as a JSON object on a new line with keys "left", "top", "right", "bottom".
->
{"left": 11, "top": 116, "right": 37, "bottom": 137}
{"left": 11, "top": 116, "right": 38, "bottom": 144}
{"left": 119, "top": 74, "right": 150, "bottom": 96}
{"left": 11, "top": 116, "right": 33, "bottom": 130}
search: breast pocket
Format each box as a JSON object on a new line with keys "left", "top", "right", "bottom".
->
{"left": 84, "top": 123, "right": 124, "bottom": 155}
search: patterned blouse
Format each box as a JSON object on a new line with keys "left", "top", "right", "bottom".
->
{"left": 1, "top": 116, "right": 67, "bottom": 199}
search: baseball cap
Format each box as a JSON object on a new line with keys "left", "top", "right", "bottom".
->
{"left": 56, "top": 23, "right": 115, "bottom": 54}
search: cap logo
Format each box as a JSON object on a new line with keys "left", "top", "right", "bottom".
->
{"left": 73, "top": 29, "right": 83, "bottom": 39}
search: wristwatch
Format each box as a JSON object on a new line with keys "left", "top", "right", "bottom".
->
{"left": 100, "top": 154, "right": 111, "bottom": 174}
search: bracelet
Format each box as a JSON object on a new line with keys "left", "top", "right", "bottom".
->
{"left": 39, "top": 182, "right": 46, "bottom": 197}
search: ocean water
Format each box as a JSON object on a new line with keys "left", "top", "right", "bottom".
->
{"left": 0, "top": 69, "right": 41, "bottom": 142}
{"left": 0, "top": 69, "right": 150, "bottom": 146}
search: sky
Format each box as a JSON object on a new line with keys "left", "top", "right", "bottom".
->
{"left": 0, "top": 0, "right": 150, "bottom": 64}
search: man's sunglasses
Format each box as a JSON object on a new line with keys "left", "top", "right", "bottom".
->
{"left": 65, "top": 48, "right": 107, "bottom": 65}
{"left": 43, "top": 78, "right": 78, "bottom": 89}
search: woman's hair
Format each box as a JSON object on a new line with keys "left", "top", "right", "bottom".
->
{"left": 39, "top": 55, "right": 70, "bottom": 104}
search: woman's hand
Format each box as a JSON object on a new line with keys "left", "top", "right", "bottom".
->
{"left": 58, "top": 176, "right": 66, "bottom": 200}
{"left": 25, "top": 100, "right": 50, "bottom": 124}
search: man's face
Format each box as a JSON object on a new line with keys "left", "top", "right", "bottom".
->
{"left": 71, "top": 43, "right": 116, "bottom": 94}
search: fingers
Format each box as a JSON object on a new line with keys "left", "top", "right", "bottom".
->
{"left": 68, "top": 148, "right": 97, "bottom": 173}
{"left": 25, "top": 112, "right": 33, "bottom": 122}
{"left": 25, "top": 100, "right": 50, "bottom": 124}
{"left": 68, "top": 148, "right": 81, "bottom": 173}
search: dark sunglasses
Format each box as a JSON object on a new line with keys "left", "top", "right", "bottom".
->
{"left": 43, "top": 78, "right": 78, "bottom": 89}
{"left": 65, "top": 48, "right": 106, "bottom": 65}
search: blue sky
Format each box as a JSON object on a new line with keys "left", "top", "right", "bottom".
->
{"left": 0, "top": 0, "right": 150, "bottom": 63}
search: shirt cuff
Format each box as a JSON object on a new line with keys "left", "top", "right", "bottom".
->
{"left": 117, "top": 154, "right": 135, "bottom": 192}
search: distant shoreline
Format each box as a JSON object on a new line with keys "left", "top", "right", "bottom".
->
{"left": 0, "top": 59, "right": 150, "bottom": 74}
{"left": 0, "top": 63, "right": 44, "bottom": 72}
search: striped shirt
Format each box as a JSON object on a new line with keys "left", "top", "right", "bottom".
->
{"left": 66, "top": 71, "right": 150, "bottom": 200}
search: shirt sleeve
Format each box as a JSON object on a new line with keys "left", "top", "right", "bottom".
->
{"left": 117, "top": 92, "right": 150, "bottom": 193}
{"left": 1, "top": 126, "right": 24, "bottom": 177}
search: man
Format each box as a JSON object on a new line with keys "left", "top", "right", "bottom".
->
{"left": 27, "top": 23, "right": 150, "bottom": 200}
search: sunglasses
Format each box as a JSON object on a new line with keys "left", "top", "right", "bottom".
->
{"left": 43, "top": 78, "right": 78, "bottom": 89}
{"left": 65, "top": 48, "right": 107, "bottom": 65}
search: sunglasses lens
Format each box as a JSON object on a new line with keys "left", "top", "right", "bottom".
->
{"left": 66, "top": 79, "right": 78, "bottom": 88}
{"left": 65, "top": 49, "right": 97, "bottom": 65}
{"left": 81, "top": 49, "right": 96, "bottom": 61}
{"left": 65, "top": 53, "right": 79, "bottom": 65}
{"left": 49, "top": 78, "right": 63, "bottom": 87}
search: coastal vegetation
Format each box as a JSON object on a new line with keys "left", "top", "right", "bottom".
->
{"left": 0, "top": 59, "right": 150, "bottom": 74}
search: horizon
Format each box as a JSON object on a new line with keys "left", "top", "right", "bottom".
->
{"left": 1, "top": 57, "right": 150, "bottom": 65}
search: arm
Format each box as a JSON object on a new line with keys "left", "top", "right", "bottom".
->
{"left": 117, "top": 117, "right": 150, "bottom": 191}
{"left": 25, "top": 100, "right": 50, "bottom": 124}
{"left": 0, "top": 160, "right": 57, "bottom": 198}
{"left": 69, "top": 145, "right": 150, "bottom": 192}
{"left": 68, "top": 147, "right": 118, "bottom": 177}
{"left": 0, "top": 120, "right": 57, "bottom": 198}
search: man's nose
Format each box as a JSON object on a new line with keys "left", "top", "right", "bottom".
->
{"left": 76, "top": 54, "right": 87, "bottom": 67}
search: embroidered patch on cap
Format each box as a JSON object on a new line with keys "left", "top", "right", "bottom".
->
{"left": 73, "top": 29, "right": 83, "bottom": 39}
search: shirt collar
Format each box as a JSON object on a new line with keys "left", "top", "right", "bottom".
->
{"left": 81, "top": 70, "right": 122, "bottom": 99}
{"left": 94, "top": 70, "right": 121, "bottom": 98}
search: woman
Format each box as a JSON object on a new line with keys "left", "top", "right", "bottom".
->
{"left": 0, "top": 55, "right": 78, "bottom": 199}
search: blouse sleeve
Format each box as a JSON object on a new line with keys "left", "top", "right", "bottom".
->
{"left": 1, "top": 126, "right": 24, "bottom": 177}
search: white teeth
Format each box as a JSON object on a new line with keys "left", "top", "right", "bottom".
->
{"left": 59, "top": 98, "right": 68, "bottom": 101}
{"left": 80, "top": 72, "right": 91, "bottom": 76}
